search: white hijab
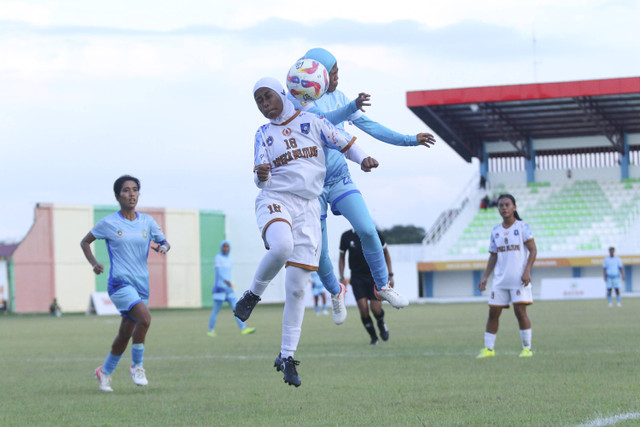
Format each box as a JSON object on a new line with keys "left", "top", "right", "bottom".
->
{"left": 253, "top": 77, "right": 296, "bottom": 124}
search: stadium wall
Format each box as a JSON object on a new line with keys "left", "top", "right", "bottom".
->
{"left": 10, "top": 204, "right": 225, "bottom": 313}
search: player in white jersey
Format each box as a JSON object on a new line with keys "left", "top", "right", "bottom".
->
{"left": 234, "top": 77, "right": 376, "bottom": 387}
{"left": 80, "top": 175, "right": 170, "bottom": 392}
{"left": 476, "top": 194, "right": 537, "bottom": 359}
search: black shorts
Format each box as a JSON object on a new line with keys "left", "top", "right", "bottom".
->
{"left": 350, "top": 274, "right": 376, "bottom": 301}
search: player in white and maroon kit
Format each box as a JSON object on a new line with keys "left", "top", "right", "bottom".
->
{"left": 476, "top": 194, "right": 537, "bottom": 359}
{"left": 234, "top": 77, "right": 377, "bottom": 387}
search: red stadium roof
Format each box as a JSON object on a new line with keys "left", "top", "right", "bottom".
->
{"left": 406, "top": 77, "right": 640, "bottom": 162}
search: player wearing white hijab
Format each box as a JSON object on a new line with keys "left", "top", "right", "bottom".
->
{"left": 235, "top": 77, "right": 377, "bottom": 387}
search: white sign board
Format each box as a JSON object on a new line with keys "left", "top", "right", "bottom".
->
{"left": 539, "top": 277, "right": 605, "bottom": 300}
{"left": 87, "top": 292, "right": 120, "bottom": 315}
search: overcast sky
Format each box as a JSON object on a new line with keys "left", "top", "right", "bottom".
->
{"left": 1, "top": 0, "right": 639, "bottom": 243}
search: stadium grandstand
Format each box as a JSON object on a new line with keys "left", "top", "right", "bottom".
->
{"left": 405, "top": 76, "right": 640, "bottom": 301}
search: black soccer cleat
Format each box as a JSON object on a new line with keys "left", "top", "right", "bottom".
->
{"left": 378, "top": 320, "right": 389, "bottom": 341}
{"left": 274, "top": 353, "right": 301, "bottom": 387}
{"left": 234, "top": 290, "right": 261, "bottom": 321}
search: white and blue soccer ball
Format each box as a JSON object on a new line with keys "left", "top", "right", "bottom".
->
{"left": 286, "top": 58, "right": 329, "bottom": 105}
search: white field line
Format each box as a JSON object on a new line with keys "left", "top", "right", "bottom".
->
{"left": 7, "top": 347, "right": 640, "bottom": 364}
{"left": 572, "top": 412, "right": 640, "bottom": 427}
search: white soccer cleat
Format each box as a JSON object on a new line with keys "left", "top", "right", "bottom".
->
{"left": 95, "top": 366, "right": 113, "bottom": 392}
{"left": 374, "top": 283, "right": 409, "bottom": 309}
{"left": 331, "top": 282, "right": 347, "bottom": 325}
{"left": 129, "top": 365, "right": 148, "bottom": 386}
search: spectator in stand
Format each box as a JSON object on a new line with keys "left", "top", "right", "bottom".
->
{"left": 481, "top": 195, "right": 490, "bottom": 210}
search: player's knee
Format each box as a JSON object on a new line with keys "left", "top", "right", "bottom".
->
{"left": 269, "top": 239, "right": 294, "bottom": 263}
{"left": 356, "top": 223, "right": 377, "bottom": 241}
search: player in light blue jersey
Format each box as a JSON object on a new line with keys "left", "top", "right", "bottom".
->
{"left": 207, "top": 240, "right": 256, "bottom": 336}
{"left": 288, "top": 47, "right": 436, "bottom": 321}
{"left": 81, "top": 175, "right": 170, "bottom": 392}
{"left": 603, "top": 246, "right": 625, "bottom": 307}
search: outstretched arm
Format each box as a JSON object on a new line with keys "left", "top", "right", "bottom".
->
{"left": 289, "top": 92, "right": 369, "bottom": 125}
{"left": 353, "top": 115, "right": 435, "bottom": 148}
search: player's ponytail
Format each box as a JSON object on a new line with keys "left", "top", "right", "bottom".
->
{"left": 497, "top": 193, "right": 522, "bottom": 220}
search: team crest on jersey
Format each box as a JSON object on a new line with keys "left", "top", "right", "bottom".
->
{"left": 301, "top": 123, "right": 310, "bottom": 134}
{"left": 516, "top": 290, "right": 521, "bottom": 296}
{"left": 265, "top": 136, "right": 273, "bottom": 146}
{"left": 282, "top": 128, "right": 292, "bottom": 137}
{"left": 142, "top": 229, "right": 148, "bottom": 239}
{"left": 504, "top": 238, "right": 508, "bottom": 244}
{"left": 514, "top": 229, "right": 519, "bottom": 236}
{"left": 117, "top": 229, "right": 123, "bottom": 238}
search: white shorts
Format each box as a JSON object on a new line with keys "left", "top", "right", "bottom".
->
{"left": 488, "top": 284, "right": 533, "bottom": 308}
{"left": 255, "top": 190, "right": 321, "bottom": 270}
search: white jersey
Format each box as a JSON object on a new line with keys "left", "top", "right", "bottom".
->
{"left": 488, "top": 220, "right": 534, "bottom": 290}
{"left": 254, "top": 110, "right": 356, "bottom": 200}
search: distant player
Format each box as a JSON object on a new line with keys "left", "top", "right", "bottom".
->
{"left": 234, "top": 77, "right": 376, "bottom": 387}
{"left": 310, "top": 271, "right": 329, "bottom": 315}
{"left": 80, "top": 175, "right": 170, "bottom": 392}
{"left": 476, "top": 194, "right": 537, "bottom": 359}
{"left": 289, "top": 47, "right": 436, "bottom": 323}
{"left": 339, "top": 228, "right": 393, "bottom": 345}
{"left": 207, "top": 240, "right": 256, "bottom": 337}
{"left": 603, "top": 246, "right": 624, "bottom": 307}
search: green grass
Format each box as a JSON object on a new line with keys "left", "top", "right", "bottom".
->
{"left": 1, "top": 299, "right": 639, "bottom": 426}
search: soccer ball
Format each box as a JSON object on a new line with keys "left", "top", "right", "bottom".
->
{"left": 286, "top": 58, "right": 329, "bottom": 105}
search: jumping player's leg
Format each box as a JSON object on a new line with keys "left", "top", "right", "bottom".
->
{"left": 281, "top": 266, "right": 311, "bottom": 358}
{"left": 226, "top": 293, "right": 248, "bottom": 330}
{"left": 317, "top": 217, "right": 342, "bottom": 295}
{"left": 333, "top": 193, "right": 388, "bottom": 290}
{"left": 250, "top": 221, "right": 294, "bottom": 296}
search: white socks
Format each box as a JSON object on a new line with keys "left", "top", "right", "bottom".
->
{"left": 520, "top": 328, "right": 532, "bottom": 349}
{"left": 281, "top": 266, "right": 310, "bottom": 357}
{"left": 484, "top": 332, "right": 497, "bottom": 350}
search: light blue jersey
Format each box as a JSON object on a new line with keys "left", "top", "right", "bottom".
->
{"left": 603, "top": 256, "right": 623, "bottom": 278}
{"left": 290, "top": 89, "right": 418, "bottom": 185}
{"left": 91, "top": 211, "right": 166, "bottom": 299}
{"left": 213, "top": 240, "right": 234, "bottom": 300}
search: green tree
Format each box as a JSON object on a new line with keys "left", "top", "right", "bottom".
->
{"left": 381, "top": 225, "right": 426, "bottom": 244}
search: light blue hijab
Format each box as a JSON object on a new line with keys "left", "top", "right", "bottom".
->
{"left": 304, "top": 48, "right": 337, "bottom": 72}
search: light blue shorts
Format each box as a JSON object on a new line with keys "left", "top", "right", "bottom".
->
{"left": 311, "top": 283, "right": 326, "bottom": 296}
{"left": 320, "top": 175, "right": 361, "bottom": 218}
{"left": 213, "top": 284, "right": 236, "bottom": 302}
{"left": 606, "top": 276, "right": 621, "bottom": 290}
{"left": 110, "top": 286, "right": 148, "bottom": 315}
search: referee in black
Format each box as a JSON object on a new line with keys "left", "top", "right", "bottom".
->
{"left": 339, "top": 228, "right": 393, "bottom": 345}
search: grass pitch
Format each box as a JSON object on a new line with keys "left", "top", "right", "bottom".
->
{"left": 1, "top": 298, "right": 639, "bottom": 426}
